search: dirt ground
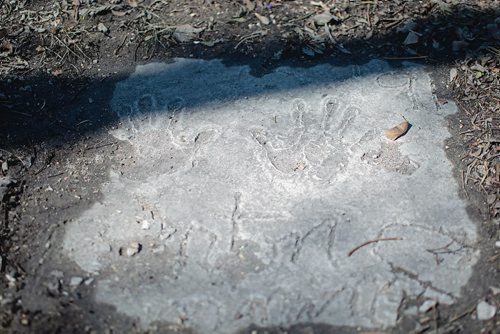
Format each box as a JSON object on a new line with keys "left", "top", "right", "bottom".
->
{"left": 0, "top": 0, "right": 499, "bottom": 333}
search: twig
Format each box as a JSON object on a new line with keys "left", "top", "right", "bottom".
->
{"left": 284, "top": 13, "right": 313, "bottom": 25}
{"left": 384, "top": 17, "right": 405, "bottom": 29}
{"left": 134, "top": 38, "right": 145, "bottom": 62}
{"left": 433, "top": 303, "right": 439, "bottom": 334}
{"left": 411, "top": 325, "right": 430, "bottom": 334}
{"left": 75, "top": 120, "right": 91, "bottom": 127}
{"left": 449, "top": 305, "right": 476, "bottom": 323}
{"left": 94, "top": 142, "right": 116, "bottom": 149}
{"left": 366, "top": 3, "right": 371, "bottom": 28}
{"left": 347, "top": 237, "right": 402, "bottom": 257}
{"left": 85, "top": 141, "right": 117, "bottom": 151}
{"left": 3, "top": 109, "right": 32, "bottom": 117}
{"left": 459, "top": 129, "right": 476, "bottom": 135}
{"left": 234, "top": 30, "right": 266, "bottom": 50}
{"left": 384, "top": 56, "right": 428, "bottom": 60}
{"left": 461, "top": 170, "right": 469, "bottom": 198}
{"left": 114, "top": 34, "right": 128, "bottom": 56}
{"left": 36, "top": 99, "right": 46, "bottom": 113}
{"left": 52, "top": 34, "right": 89, "bottom": 61}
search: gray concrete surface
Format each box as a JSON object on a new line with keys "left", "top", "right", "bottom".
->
{"left": 62, "top": 59, "right": 479, "bottom": 333}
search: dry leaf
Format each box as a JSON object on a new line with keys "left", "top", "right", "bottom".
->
{"left": 243, "top": 0, "right": 255, "bottom": 11}
{"left": 196, "top": 38, "right": 225, "bottom": 47}
{"left": 449, "top": 68, "right": 458, "bottom": 82}
{"left": 172, "top": 24, "right": 204, "bottom": 42}
{"left": 111, "top": 10, "right": 127, "bottom": 17}
{"left": 79, "top": 5, "right": 115, "bottom": 17}
{"left": 487, "top": 194, "right": 497, "bottom": 204}
{"left": 0, "top": 40, "right": 13, "bottom": 55}
{"left": 127, "top": 0, "right": 138, "bottom": 8}
{"left": 72, "top": 0, "right": 80, "bottom": 20}
{"left": 255, "top": 13, "right": 270, "bottom": 25}
{"left": 384, "top": 121, "right": 410, "bottom": 141}
{"left": 312, "top": 12, "right": 336, "bottom": 26}
{"left": 51, "top": 69, "right": 63, "bottom": 77}
{"left": 403, "top": 31, "right": 419, "bottom": 45}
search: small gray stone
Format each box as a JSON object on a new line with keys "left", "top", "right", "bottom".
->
{"left": 403, "top": 306, "right": 418, "bottom": 316}
{"left": 490, "top": 286, "right": 500, "bottom": 295}
{"left": 403, "top": 31, "right": 419, "bottom": 45}
{"left": 4, "top": 273, "right": 15, "bottom": 283}
{"left": 477, "top": 301, "right": 496, "bottom": 320}
{"left": 70, "top": 276, "right": 83, "bottom": 287}
{"left": 140, "top": 220, "right": 150, "bottom": 230}
{"left": 84, "top": 278, "right": 94, "bottom": 286}
{"left": 0, "top": 176, "right": 12, "bottom": 201}
{"left": 97, "top": 23, "right": 108, "bottom": 33}
{"left": 126, "top": 242, "right": 141, "bottom": 257}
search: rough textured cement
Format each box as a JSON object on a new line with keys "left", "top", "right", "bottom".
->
{"left": 62, "top": 59, "right": 479, "bottom": 333}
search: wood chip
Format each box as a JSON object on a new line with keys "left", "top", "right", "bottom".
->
{"left": 255, "top": 13, "right": 270, "bottom": 25}
{"left": 384, "top": 121, "right": 410, "bottom": 141}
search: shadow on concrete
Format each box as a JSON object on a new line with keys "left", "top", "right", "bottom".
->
{"left": 0, "top": 4, "right": 497, "bottom": 151}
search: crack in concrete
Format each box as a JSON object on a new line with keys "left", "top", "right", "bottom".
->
{"left": 230, "top": 192, "right": 242, "bottom": 251}
{"left": 315, "top": 287, "right": 347, "bottom": 318}
{"left": 326, "top": 222, "right": 338, "bottom": 266}
{"left": 174, "top": 229, "right": 191, "bottom": 278}
{"left": 290, "top": 219, "right": 330, "bottom": 263}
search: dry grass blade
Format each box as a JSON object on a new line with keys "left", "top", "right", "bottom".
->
{"left": 348, "top": 237, "right": 403, "bottom": 257}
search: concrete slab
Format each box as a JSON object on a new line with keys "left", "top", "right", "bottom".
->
{"left": 62, "top": 59, "right": 479, "bottom": 333}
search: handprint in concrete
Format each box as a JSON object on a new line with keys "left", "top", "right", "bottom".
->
{"left": 252, "top": 95, "right": 365, "bottom": 181}
{"left": 111, "top": 94, "right": 218, "bottom": 177}
{"left": 304, "top": 96, "right": 363, "bottom": 180}
{"left": 251, "top": 99, "right": 308, "bottom": 173}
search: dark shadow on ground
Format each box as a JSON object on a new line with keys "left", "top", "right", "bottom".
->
{"left": 0, "top": 5, "right": 498, "bottom": 151}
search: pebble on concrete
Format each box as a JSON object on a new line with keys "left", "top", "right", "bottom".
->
{"left": 126, "top": 242, "right": 141, "bottom": 257}
{"left": 476, "top": 301, "right": 496, "bottom": 320}
{"left": 140, "top": 220, "right": 150, "bottom": 230}
{"left": 70, "top": 276, "right": 83, "bottom": 287}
